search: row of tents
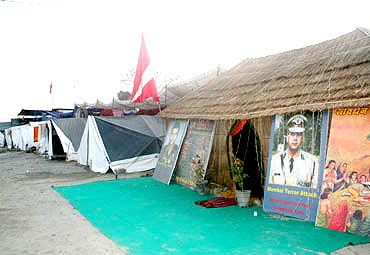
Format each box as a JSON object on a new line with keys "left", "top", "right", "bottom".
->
{"left": 0, "top": 63, "right": 226, "bottom": 175}
{"left": 2, "top": 27, "right": 369, "bottom": 189}
{"left": 1, "top": 28, "right": 369, "bottom": 189}
{"left": 3, "top": 115, "right": 166, "bottom": 174}
{"left": 1, "top": 28, "right": 369, "bottom": 233}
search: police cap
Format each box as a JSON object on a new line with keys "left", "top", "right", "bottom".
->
{"left": 287, "top": 114, "right": 307, "bottom": 133}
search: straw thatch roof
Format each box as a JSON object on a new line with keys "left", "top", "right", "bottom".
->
{"left": 159, "top": 28, "right": 370, "bottom": 120}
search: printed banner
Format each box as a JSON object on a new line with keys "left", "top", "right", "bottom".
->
{"left": 153, "top": 120, "right": 189, "bottom": 184}
{"left": 263, "top": 111, "right": 329, "bottom": 221}
{"left": 315, "top": 107, "right": 370, "bottom": 236}
{"left": 175, "top": 120, "right": 215, "bottom": 189}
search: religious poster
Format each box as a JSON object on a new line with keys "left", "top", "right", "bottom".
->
{"left": 263, "top": 111, "right": 329, "bottom": 221}
{"left": 152, "top": 120, "right": 189, "bottom": 184}
{"left": 175, "top": 120, "right": 216, "bottom": 190}
{"left": 315, "top": 107, "right": 370, "bottom": 237}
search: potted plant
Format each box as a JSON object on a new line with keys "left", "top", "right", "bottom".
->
{"left": 192, "top": 155, "right": 208, "bottom": 195}
{"left": 230, "top": 154, "right": 251, "bottom": 207}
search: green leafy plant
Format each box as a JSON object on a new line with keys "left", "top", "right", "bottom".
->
{"left": 191, "top": 154, "right": 207, "bottom": 184}
{"left": 191, "top": 155, "right": 208, "bottom": 195}
{"left": 194, "top": 165, "right": 205, "bottom": 184}
{"left": 230, "top": 155, "right": 249, "bottom": 191}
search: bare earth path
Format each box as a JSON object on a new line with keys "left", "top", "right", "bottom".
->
{"left": 0, "top": 150, "right": 368, "bottom": 255}
{"left": 0, "top": 150, "right": 129, "bottom": 255}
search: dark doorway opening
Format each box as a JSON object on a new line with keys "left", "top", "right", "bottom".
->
{"left": 228, "top": 120, "right": 265, "bottom": 201}
{"left": 50, "top": 122, "right": 66, "bottom": 160}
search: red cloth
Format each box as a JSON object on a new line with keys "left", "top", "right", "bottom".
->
{"left": 327, "top": 200, "right": 349, "bottom": 232}
{"left": 195, "top": 197, "right": 237, "bottom": 208}
{"left": 100, "top": 109, "right": 113, "bottom": 116}
{"left": 231, "top": 120, "right": 247, "bottom": 136}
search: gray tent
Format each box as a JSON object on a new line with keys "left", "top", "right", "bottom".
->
{"left": 77, "top": 115, "right": 166, "bottom": 173}
{"left": 49, "top": 118, "right": 87, "bottom": 160}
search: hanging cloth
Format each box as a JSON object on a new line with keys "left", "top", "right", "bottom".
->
{"left": 231, "top": 120, "right": 247, "bottom": 136}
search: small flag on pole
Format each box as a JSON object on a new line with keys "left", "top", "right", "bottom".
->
{"left": 130, "top": 34, "right": 160, "bottom": 103}
{"left": 49, "top": 82, "right": 53, "bottom": 94}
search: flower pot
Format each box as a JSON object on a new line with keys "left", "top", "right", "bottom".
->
{"left": 235, "top": 190, "right": 251, "bottom": 207}
{"left": 195, "top": 180, "right": 208, "bottom": 195}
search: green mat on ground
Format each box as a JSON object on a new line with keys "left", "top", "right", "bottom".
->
{"left": 54, "top": 177, "right": 369, "bottom": 255}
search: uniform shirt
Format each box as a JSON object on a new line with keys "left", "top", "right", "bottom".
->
{"left": 269, "top": 149, "right": 319, "bottom": 188}
{"left": 158, "top": 143, "right": 179, "bottom": 166}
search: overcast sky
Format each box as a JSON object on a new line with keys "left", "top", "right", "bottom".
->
{"left": 0, "top": 0, "right": 369, "bottom": 121}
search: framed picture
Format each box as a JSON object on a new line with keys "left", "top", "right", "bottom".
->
{"left": 175, "top": 120, "right": 215, "bottom": 189}
{"left": 315, "top": 107, "right": 370, "bottom": 236}
{"left": 263, "top": 110, "right": 329, "bottom": 221}
{"left": 153, "top": 120, "right": 189, "bottom": 184}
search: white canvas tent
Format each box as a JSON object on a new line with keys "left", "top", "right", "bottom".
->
{"left": 4, "top": 118, "right": 85, "bottom": 159}
{"left": 0, "top": 122, "right": 11, "bottom": 148}
{"left": 4, "top": 121, "right": 49, "bottom": 153}
{"left": 0, "top": 132, "right": 5, "bottom": 147}
{"left": 77, "top": 115, "right": 166, "bottom": 173}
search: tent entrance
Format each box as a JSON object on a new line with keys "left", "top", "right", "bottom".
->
{"left": 50, "top": 122, "right": 66, "bottom": 160}
{"left": 227, "top": 120, "right": 264, "bottom": 202}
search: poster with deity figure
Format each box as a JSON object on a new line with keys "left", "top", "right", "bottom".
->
{"left": 315, "top": 107, "right": 370, "bottom": 237}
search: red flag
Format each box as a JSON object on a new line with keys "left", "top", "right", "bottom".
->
{"left": 130, "top": 34, "right": 160, "bottom": 103}
{"left": 49, "top": 82, "right": 52, "bottom": 94}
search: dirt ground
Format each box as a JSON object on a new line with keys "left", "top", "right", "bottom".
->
{"left": 0, "top": 150, "right": 368, "bottom": 255}
{"left": 0, "top": 150, "right": 142, "bottom": 255}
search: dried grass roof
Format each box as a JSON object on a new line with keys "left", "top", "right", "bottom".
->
{"left": 159, "top": 28, "right": 370, "bottom": 120}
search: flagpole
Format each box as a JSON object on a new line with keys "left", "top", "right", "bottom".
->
{"left": 50, "top": 82, "right": 53, "bottom": 110}
{"left": 73, "top": 83, "right": 76, "bottom": 106}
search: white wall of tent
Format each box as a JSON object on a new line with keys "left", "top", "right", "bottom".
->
{"left": 2, "top": 116, "right": 166, "bottom": 174}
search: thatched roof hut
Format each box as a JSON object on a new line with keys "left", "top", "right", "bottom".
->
{"left": 158, "top": 28, "right": 370, "bottom": 191}
{"left": 159, "top": 28, "right": 370, "bottom": 120}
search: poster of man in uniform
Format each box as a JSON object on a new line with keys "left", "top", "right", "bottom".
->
{"left": 263, "top": 111, "right": 329, "bottom": 221}
{"left": 175, "top": 120, "right": 215, "bottom": 190}
{"left": 152, "top": 120, "right": 189, "bottom": 184}
{"left": 315, "top": 107, "right": 370, "bottom": 237}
